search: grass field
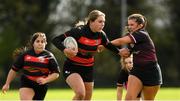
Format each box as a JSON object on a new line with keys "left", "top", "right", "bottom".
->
{"left": 0, "top": 87, "right": 180, "bottom": 100}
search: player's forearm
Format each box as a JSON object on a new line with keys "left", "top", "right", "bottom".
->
{"left": 111, "top": 39, "right": 123, "bottom": 46}
{"left": 117, "top": 87, "right": 123, "bottom": 100}
{"left": 5, "top": 69, "right": 17, "bottom": 85}
{"left": 111, "top": 36, "right": 132, "bottom": 46}
{"left": 105, "top": 42, "right": 119, "bottom": 54}
{"left": 45, "top": 73, "right": 59, "bottom": 83}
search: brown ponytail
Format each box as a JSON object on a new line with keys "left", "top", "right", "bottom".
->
{"left": 128, "top": 14, "right": 147, "bottom": 29}
{"left": 12, "top": 47, "right": 27, "bottom": 60}
{"left": 75, "top": 10, "right": 105, "bottom": 27}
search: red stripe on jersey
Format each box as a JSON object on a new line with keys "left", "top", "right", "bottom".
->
{"left": 26, "top": 75, "right": 46, "bottom": 81}
{"left": 78, "top": 48, "right": 96, "bottom": 53}
{"left": 24, "top": 55, "right": 49, "bottom": 64}
{"left": 78, "top": 36, "right": 101, "bottom": 46}
{"left": 69, "top": 56, "right": 94, "bottom": 64}
{"left": 74, "top": 63, "right": 94, "bottom": 66}
{"left": 23, "top": 66, "right": 49, "bottom": 74}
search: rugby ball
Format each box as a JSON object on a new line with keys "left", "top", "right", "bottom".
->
{"left": 63, "top": 37, "right": 78, "bottom": 52}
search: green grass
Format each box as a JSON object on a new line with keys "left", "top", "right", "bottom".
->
{"left": 1, "top": 88, "right": 180, "bottom": 100}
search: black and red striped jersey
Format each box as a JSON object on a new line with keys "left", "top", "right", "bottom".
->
{"left": 52, "top": 25, "right": 119, "bottom": 67}
{"left": 12, "top": 49, "right": 60, "bottom": 81}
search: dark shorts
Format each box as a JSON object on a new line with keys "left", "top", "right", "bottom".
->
{"left": 20, "top": 75, "right": 48, "bottom": 100}
{"left": 117, "top": 69, "right": 141, "bottom": 98}
{"left": 130, "top": 62, "right": 163, "bottom": 86}
{"left": 117, "top": 69, "right": 129, "bottom": 84}
{"left": 63, "top": 61, "right": 93, "bottom": 82}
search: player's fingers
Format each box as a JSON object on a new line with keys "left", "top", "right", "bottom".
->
{"left": 2, "top": 89, "right": 7, "bottom": 94}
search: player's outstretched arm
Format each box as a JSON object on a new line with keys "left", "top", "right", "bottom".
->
{"left": 2, "top": 69, "right": 17, "bottom": 94}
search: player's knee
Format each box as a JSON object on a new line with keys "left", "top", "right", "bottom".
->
{"left": 125, "top": 94, "right": 136, "bottom": 100}
{"left": 143, "top": 95, "right": 155, "bottom": 100}
{"left": 75, "top": 90, "right": 85, "bottom": 99}
{"left": 125, "top": 95, "right": 132, "bottom": 100}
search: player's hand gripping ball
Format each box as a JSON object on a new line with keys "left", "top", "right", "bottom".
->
{"left": 63, "top": 37, "right": 78, "bottom": 54}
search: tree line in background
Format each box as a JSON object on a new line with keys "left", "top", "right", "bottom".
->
{"left": 0, "top": 0, "right": 179, "bottom": 88}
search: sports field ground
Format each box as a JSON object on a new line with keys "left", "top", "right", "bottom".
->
{"left": 0, "top": 87, "right": 180, "bottom": 100}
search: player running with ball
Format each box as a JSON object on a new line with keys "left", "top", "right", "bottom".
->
{"left": 52, "top": 10, "right": 125, "bottom": 100}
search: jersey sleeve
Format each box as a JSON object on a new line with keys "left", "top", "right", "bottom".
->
{"left": 52, "top": 27, "right": 81, "bottom": 52}
{"left": 12, "top": 53, "right": 24, "bottom": 72}
{"left": 128, "top": 31, "right": 147, "bottom": 44}
{"left": 48, "top": 53, "right": 60, "bottom": 73}
{"left": 100, "top": 32, "right": 119, "bottom": 54}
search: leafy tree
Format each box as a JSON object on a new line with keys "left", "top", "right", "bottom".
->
{"left": 1, "top": 0, "right": 179, "bottom": 87}
{"left": 50, "top": 0, "right": 180, "bottom": 87}
{"left": 165, "top": 0, "right": 180, "bottom": 86}
{"left": 0, "top": 0, "right": 59, "bottom": 85}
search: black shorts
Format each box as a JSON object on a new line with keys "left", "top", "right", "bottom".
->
{"left": 20, "top": 75, "right": 48, "bottom": 100}
{"left": 117, "top": 69, "right": 129, "bottom": 84}
{"left": 117, "top": 69, "right": 141, "bottom": 98}
{"left": 130, "top": 62, "right": 163, "bottom": 86}
{"left": 63, "top": 61, "right": 93, "bottom": 82}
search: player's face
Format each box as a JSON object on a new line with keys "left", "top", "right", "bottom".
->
{"left": 128, "top": 19, "right": 142, "bottom": 32}
{"left": 33, "top": 36, "right": 47, "bottom": 54}
{"left": 90, "top": 15, "right": 105, "bottom": 32}
{"left": 124, "top": 57, "right": 133, "bottom": 70}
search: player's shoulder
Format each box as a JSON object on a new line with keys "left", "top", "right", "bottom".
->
{"left": 43, "top": 50, "right": 54, "bottom": 57}
{"left": 101, "top": 30, "right": 106, "bottom": 35}
{"left": 139, "top": 29, "right": 148, "bottom": 35}
{"left": 138, "top": 30, "right": 150, "bottom": 39}
{"left": 14, "top": 48, "right": 29, "bottom": 59}
{"left": 71, "top": 25, "right": 84, "bottom": 33}
{"left": 24, "top": 49, "right": 33, "bottom": 55}
{"left": 68, "top": 25, "right": 84, "bottom": 37}
{"left": 99, "top": 30, "right": 107, "bottom": 38}
{"left": 133, "top": 29, "right": 148, "bottom": 36}
{"left": 42, "top": 50, "right": 58, "bottom": 60}
{"left": 43, "top": 49, "right": 53, "bottom": 55}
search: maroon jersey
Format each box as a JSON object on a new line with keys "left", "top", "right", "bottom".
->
{"left": 128, "top": 30, "right": 157, "bottom": 67}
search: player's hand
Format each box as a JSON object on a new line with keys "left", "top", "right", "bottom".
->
{"left": 36, "top": 77, "right": 47, "bottom": 85}
{"left": 119, "top": 48, "right": 130, "bottom": 58}
{"left": 2, "top": 84, "right": 10, "bottom": 94}
{"left": 97, "top": 45, "right": 105, "bottom": 53}
{"left": 64, "top": 48, "right": 77, "bottom": 58}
